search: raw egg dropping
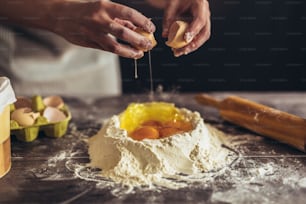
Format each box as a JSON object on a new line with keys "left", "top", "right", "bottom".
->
{"left": 120, "top": 102, "right": 193, "bottom": 140}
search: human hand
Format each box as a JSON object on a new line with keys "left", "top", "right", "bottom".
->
{"left": 52, "top": 0, "right": 156, "bottom": 59}
{"left": 162, "top": 0, "right": 211, "bottom": 57}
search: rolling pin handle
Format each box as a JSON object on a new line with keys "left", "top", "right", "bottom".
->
{"left": 195, "top": 94, "right": 221, "bottom": 109}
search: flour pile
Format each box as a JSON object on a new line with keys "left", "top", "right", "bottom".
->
{"left": 88, "top": 107, "right": 231, "bottom": 189}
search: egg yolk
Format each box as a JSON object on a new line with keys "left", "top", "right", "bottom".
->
{"left": 130, "top": 126, "right": 160, "bottom": 141}
{"left": 159, "top": 127, "right": 183, "bottom": 138}
{"left": 119, "top": 102, "right": 194, "bottom": 141}
{"left": 129, "top": 120, "right": 193, "bottom": 141}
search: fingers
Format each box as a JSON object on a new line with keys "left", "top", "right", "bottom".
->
{"left": 113, "top": 18, "right": 137, "bottom": 31}
{"left": 96, "top": 33, "right": 144, "bottom": 59}
{"left": 162, "top": 1, "right": 179, "bottom": 37}
{"left": 75, "top": 32, "right": 145, "bottom": 59}
{"left": 64, "top": 30, "right": 144, "bottom": 59}
{"left": 170, "top": 0, "right": 211, "bottom": 57}
{"left": 107, "top": 20, "right": 153, "bottom": 51}
{"left": 184, "top": 1, "right": 209, "bottom": 43}
{"left": 173, "top": 16, "right": 211, "bottom": 57}
{"left": 105, "top": 1, "right": 155, "bottom": 33}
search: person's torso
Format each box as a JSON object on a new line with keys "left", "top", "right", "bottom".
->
{"left": 0, "top": 26, "right": 121, "bottom": 97}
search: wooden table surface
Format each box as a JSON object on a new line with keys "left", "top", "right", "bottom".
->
{"left": 1, "top": 92, "right": 306, "bottom": 204}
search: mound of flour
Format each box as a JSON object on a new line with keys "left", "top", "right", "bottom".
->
{"left": 88, "top": 108, "right": 231, "bottom": 189}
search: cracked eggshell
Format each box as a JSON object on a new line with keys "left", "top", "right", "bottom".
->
{"left": 166, "top": 21, "right": 189, "bottom": 49}
{"left": 135, "top": 27, "right": 157, "bottom": 51}
{"left": 43, "top": 96, "right": 64, "bottom": 109}
{"left": 43, "top": 107, "right": 66, "bottom": 123}
{"left": 11, "top": 108, "right": 40, "bottom": 127}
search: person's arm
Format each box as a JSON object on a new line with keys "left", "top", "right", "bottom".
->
{"left": 147, "top": 0, "right": 211, "bottom": 57}
{"left": 0, "top": 0, "right": 156, "bottom": 59}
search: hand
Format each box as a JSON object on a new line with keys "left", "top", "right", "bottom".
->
{"left": 162, "top": 0, "right": 211, "bottom": 57}
{"left": 52, "top": 0, "right": 156, "bottom": 59}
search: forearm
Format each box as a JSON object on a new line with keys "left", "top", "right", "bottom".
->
{"left": 0, "top": 0, "right": 156, "bottom": 58}
{"left": 0, "top": 0, "right": 64, "bottom": 31}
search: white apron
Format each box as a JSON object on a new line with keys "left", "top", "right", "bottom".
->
{"left": 0, "top": 26, "right": 121, "bottom": 97}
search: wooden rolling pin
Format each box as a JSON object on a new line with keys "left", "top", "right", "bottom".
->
{"left": 195, "top": 94, "right": 306, "bottom": 152}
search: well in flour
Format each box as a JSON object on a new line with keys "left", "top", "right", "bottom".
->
{"left": 88, "top": 103, "right": 233, "bottom": 189}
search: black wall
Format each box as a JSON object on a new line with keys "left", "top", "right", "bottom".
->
{"left": 116, "top": 0, "right": 306, "bottom": 93}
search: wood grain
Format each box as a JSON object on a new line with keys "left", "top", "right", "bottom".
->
{"left": 196, "top": 94, "right": 306, "bottom": 152}
{"left": 0, "top": 93, "right": 306, "bottom": 203}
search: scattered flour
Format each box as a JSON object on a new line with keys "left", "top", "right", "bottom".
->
{"left": 28, "top": 107, "right": 305, "bottom": 202}
{"left": 29, "top": 120, "right": 306, "bottom": 202}
{"left": 47, "top": 151, "right": 68, "bottom": 167}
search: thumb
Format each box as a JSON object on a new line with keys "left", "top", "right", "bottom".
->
{"left": 184, "top": 16, "right": 207, "bottom": 43}
{"left": 184, "top": 0, "right": 210, "bottom": 43}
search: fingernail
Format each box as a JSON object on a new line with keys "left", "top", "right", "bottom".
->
{"left": 146, "top": 20, "right": 155, "bottom": 33}
{"left": 132, "top": 51, "right": 143, "bottom": 59}
{"left": 174, "top": 52, "right": 182, "bottom": 57}
{"left": 136, "top": 52, "right": 144, "bottom": 59}
{"left": 184, "top": 32, "right": 194, "bottom": 43}
{"left": 145, "top": 40, "right": 152, "bottom": 49}
{"left": 183, "top": 48, "right": 190, "bottom": 55}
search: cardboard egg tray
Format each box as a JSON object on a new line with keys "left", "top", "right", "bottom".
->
{"left": 10, "top": 96, "right": 71, "bottom": 142}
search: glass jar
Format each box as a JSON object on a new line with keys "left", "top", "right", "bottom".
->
{"left": 0, "top": 77, "right": 16, "bottom": 178}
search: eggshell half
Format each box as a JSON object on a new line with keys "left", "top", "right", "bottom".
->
{"left": 43, "top": 107, "right": 66, "bottom": 123}
{"left": 43, "top": 96, "right": 64, "bottom": 109}
{"left": 135, "top": 27, "right": 157, "bottom": 51}
{"left": 166, "top": 21, "right": 189, "bottom": 49}
{"left": 11, "top": 108, "right": 39, "bottom": 127}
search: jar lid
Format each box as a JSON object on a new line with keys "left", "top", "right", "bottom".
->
{"left": 0, "top": 77, "right": 16, "bottom": 113}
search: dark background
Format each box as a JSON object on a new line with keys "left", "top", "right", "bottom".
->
{"left": 116, "top": 0, "right": 306, "bottom": 93}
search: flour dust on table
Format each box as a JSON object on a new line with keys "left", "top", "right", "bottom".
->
{"left": 26, "top": 114, "right": 306, "bottom": 201}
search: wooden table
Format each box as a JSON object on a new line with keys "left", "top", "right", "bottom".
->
{"left": 1, "top": 93, "right": 306, "bottom": 203}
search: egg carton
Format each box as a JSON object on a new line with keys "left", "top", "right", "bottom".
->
{"left": 10, "top": 96, "right": 71, "bottom": 142}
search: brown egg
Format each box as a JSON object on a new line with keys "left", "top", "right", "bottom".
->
{"left": 14, "top": 97, "right": 32, "bottom": 109}
{"left": 43, "top": 96, "right": 64, "bottom": 109}
{"left": 165, "top": 21, "right": 189, "bottom": 49}
{"left": 43, "top": 107, "right": 66, "bottom": 123}
{"left": 11, "top": 108, "right": 40, "bottom": 127}
{"left": 134, "top": 27, "right": 157, "bottom": 51}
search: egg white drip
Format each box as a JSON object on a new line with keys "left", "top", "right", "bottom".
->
{"left": 88, "top": 108, "right": 229, "bottom": 188}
